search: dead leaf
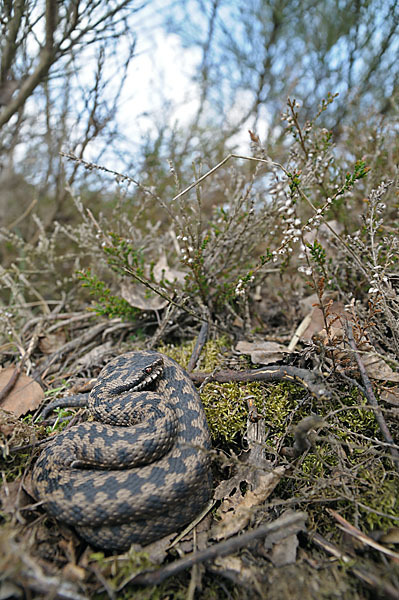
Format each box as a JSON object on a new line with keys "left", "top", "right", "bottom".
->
{"left": 261, "top": 510, "right": 307, "bottom": 566}
{"left": 270, "top": 533, "right": 299, "bottom": 566}
{"left": 121, "top": 282, "right": 168, "bottom": 310}
{"left": 0, "top": 479, "right": 32, "bottom": 519}
{"left": 62, "top": 564, "right": 86, "bottom": 582}
{"left": 0, "top": 409, "right": 37, "bottom": 453}
{"left": 212, "top": 466, "right": 286, "bottom": 540}
{"left": 361, "top": 353, "right": 399, "bottom": 382}
{"left": 76, "top": 342, "right": 114, "bottom": 367}
{"left": 152, "top": 253, "right": 186, "bottom": 285}
{"left": 298, "top": 301, "right": 349, "bottom": 342}
{"left": 121, "top": 254, "right": 186, "bottom": 311}
{"left": 294, "top": 303, "right": 398, "bottom": 382}
{"left": 39, "top": 331, "right": 67, "bottom": 354}
{"left": 236, "top": 340, "right": 292, "bottom": 365}
{"left": 379, "top": 528, "right": 399, "bottom": 545}
{"left": 332, "top": 342, "right": 399, "bottom": 383}
{"left": 380, "top": 387, "right": 399, "bottom": 405}
{"left": 213, "top": 555, "right": 261, "bottom": 587}
{"left": 0, "top": 369, "right": 44, "bottom": 416}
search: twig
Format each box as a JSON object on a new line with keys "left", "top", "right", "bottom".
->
{"left": 311, "top": 532, "right": 399, "bottom": 600}
{"left": 345, "top": 321, "right": 399, "bottom": 469}
{"left": 32, "top": 321, "right": 116, "bottom": 378}
{"left": 187, "top": 322, "right": 209, "bottom": 372}
{"left": 328, "top": 509, "right": 399, "bottom": 560}
{"left": 7, "top": 198, "right": 38, "bottom": 229}
{"left": 191, "top": 365, "right": 329, "bottom": 399}
{"left": 148, "top": 303, "right": 177, "bottom": 349}
{"left": 130, "top": 511, "right": 307, "bottom": 586}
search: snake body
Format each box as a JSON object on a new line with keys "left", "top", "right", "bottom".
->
{"left": 32, "top": 351, "right": 213, "bottom": 551}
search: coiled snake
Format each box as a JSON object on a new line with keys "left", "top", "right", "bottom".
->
{"left": 32, "top": 351, "right": 213, "bottom": 551}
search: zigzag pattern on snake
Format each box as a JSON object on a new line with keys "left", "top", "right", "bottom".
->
{"left": 32, "top": 351, "right": 213, "bottom": 551}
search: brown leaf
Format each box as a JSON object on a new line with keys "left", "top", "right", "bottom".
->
{"left": 152, "top": 253, "right": 186, "bottom": 285}
{"left": 0, "top": 368, "right": 44, "bottom": 416}
{"left": 62, "top": 563, "right": 87, "bottom": 582}
{"left": 0, "top": 479, "right": 31, "bottom": 519}
{"left": 236, "top": 340, "right": 292, "bottom": 365}
{"left": 270, "top": 533, "right": 299, "bottom": 566}
{"left": 38, "top": 331, "right": 67, "bottom": 354}
{"left": 379, "top": 528, "right": 399, "bottom": 545}
{"left": 212, "top": 466, "right": 286, "bottom": 540}
{"left": 380, "top": 387, "right": 399, "bottom": 405}
{"left": 121, "top": 254, "right": 186, "bottom": 312}
{"left": 121, "top": 282, "right": 168, "bottom": 310}
{"left": 213, "top": 555, "right": 259, "bottom": 586}
{"left": 265, "top": 510, "right": 307, "bottom": 566}
{"left": 77, "top": 342, "right": 114, "bottom": 367}
{"left": 298, "top": 301, "right": 349, "bottom": 342}
{"left": 361, "top": 353, "right": 399, "bottom": 382}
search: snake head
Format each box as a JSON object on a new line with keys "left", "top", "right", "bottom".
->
{"left": 93, "top": 352, "right": 165, "bottom": 396}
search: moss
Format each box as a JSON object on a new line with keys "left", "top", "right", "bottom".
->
{"left": 201, "top": 381, "right": 254, "bottom": 443}
{"left": 276, "top": 387, "right": 399, "bottom": 534}
{"left": 122, "top": 338, "right": 399, "bottom": 540}
{"left": 159, "top": 337, "right": 306, "bottom": 443}
{"left": 201, "top": 379, "right": 306, "bottom": 443}
{"left": 158, "top": 335, "right": 230, "bottom": 371}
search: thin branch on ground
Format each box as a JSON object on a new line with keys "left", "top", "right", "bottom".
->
{"left": 190, "top": 365, "right": 329, "bottom": 399}
{"left": 130, "top": 511, "right": 307, "bottom": 586}
{"left": 345, "top": 321, "right": 399, "bottom": 469}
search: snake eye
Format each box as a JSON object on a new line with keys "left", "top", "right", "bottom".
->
{"left": 145, "top": 366, "right": 153, "bottom": 374}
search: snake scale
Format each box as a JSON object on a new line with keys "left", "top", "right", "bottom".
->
{"left": 32, "top": 351, "right": 213, "bottom": 551}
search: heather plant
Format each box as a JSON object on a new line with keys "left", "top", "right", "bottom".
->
{"left": 1, "top": 97, "right": 398, "bottom": 351}
{"left": 1, "top": 97, "right": 399, "bottom": 600}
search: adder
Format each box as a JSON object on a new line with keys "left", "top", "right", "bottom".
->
{"left": 32, "top": 351, "right": 213, "bottom": 551}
